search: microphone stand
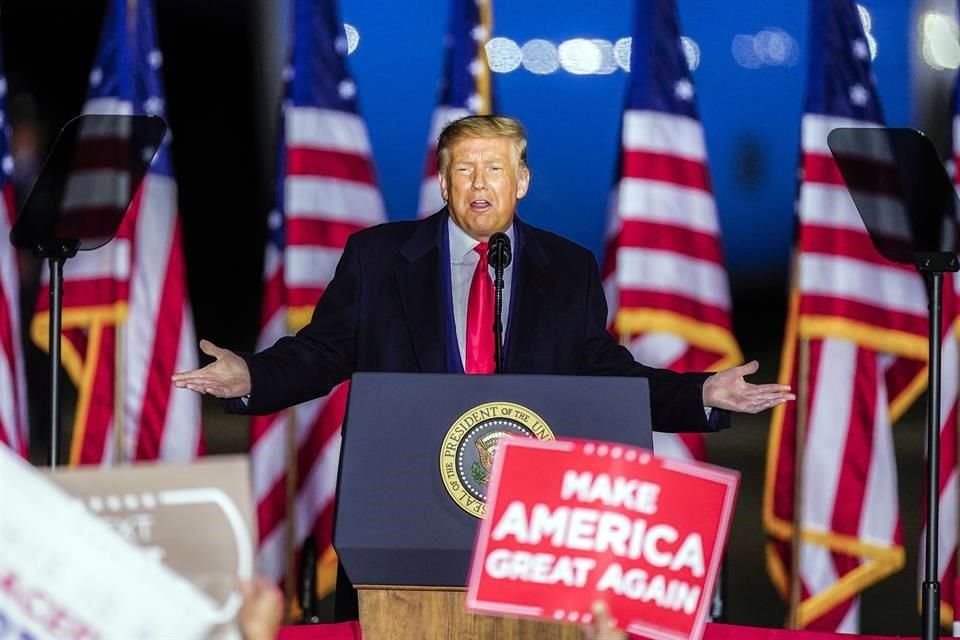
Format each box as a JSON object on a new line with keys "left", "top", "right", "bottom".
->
{"left": 488, "top": 233, "right": 511, "bottom": 374}
{"left": 298, "top": 535, "right": 321, "bottom": 624}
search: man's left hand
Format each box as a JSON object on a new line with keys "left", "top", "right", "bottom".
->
{"left": 702, "top": 360, "right": 794, "bottom": 414}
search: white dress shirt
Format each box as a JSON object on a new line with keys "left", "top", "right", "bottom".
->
{"left": 448, "top": 217, "right": 514, "bottom": 369}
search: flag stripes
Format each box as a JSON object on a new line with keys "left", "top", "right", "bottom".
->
{"left": 30, "top": 0, "right": 202, "bottom": 466}
{"left": 603, "top": 0, "right": 740, "bottom": 464}
{"left": 250, "top": 0, "right": 385, "bottom": 592}
{"left": 762, "top": 2, "right": 928, "bottom": 625}
{"left": 417, "top": 0, "right": 492, "bottom": 218}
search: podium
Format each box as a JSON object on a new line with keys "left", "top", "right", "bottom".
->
{"left": 333, "top": 373, "right": 654, "bottom": 639}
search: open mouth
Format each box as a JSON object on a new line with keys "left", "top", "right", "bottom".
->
{"left": 470, "top": 199, "right": 491, "bottom": 211}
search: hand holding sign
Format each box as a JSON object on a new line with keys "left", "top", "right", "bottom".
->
{"left": 466, "top": 439, "right": 739, "bottom": 640}
{"left": 583, "top": 601, "right": 628, "bottom": 640}
{"left": 0, "top": 444, "right": 218, "bottom": 640}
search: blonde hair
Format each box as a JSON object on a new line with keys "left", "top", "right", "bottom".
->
{"left": 436, "top": 115, "right": 528, "bottom": 173}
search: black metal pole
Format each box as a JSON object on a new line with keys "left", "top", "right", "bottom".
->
{"left": 48, "top": 256, "right": 65, "bottom": 469}
{"left": 921, "top": 271, "right": 943, "bottom": 640}
{"left": 297, "top": 535, "right": 321, "bottom": 624}
{"left": 709, "top": 556, "right": 727, "bottom": 623}
{"left": 493, "top": 259, "right": 505, "bottom": 373}
{"left": 488, "top": 233, "right": 510, "bottom": 374}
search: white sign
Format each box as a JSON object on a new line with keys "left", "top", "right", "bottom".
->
{"left": 0, "top": 444, "right": 217, "bottom": 640}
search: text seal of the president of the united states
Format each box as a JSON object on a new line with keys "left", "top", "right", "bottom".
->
{"left": 440, "top": 401, "right": 555, "bottom": 518}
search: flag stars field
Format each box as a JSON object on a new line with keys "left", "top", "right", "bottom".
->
{"left": 849, "top": 83, "right": 869, "bottom": 106}
{"left": 853, "top": 39, "right": 869, "bottom": 60}
{"left": 268, "top": 210, "right": 283, "bottom": 231}
{"left": 674, "top": 79, "right": 694, "bottom": 102}
{"left": 144, "top": 96, "right": 164, "bottom": 115}
{"left": 337, "top": 79, "right": 356, "bottom": 100}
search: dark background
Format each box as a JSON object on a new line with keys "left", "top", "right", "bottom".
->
{"left": 0, "top": 0, "right": 953, "bottom": 632}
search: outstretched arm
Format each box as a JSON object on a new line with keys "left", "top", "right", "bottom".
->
{"left": 702, "top": 360, "right": 794, "bottom": 413}
{"left": 172, "top": 339, "right": 251, "bottom": 398}
{"left": 578, "top": 252, "right": 792, "bottom": 430}
{"left": 173, "top": 235, "right": 362, "bottom": 414}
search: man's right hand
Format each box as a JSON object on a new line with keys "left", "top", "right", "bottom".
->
{"left": 172, "top": 339, "right": 252, "bottom": 398}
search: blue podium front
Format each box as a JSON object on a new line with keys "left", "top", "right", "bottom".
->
{"left": 332, "top": 372, "right": 652, "bottom": 588}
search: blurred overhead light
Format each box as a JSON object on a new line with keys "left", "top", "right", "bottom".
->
{"left": 856, "top": 4, "right": 878, "bottom": 59}
{"left": 487, "top": 35, "right": 698, "bottom": 75}
{"left": 485, "top": 37, "right": 523, "bottom": 73}
{"left": 344, "top": 23, "right": 359, "bottom": 54}
{"left": 592, "top": 39, "right": 619, "bottom": 75}
{"left": 558, "top": 39, "right": 603, "bottom": 75}
{"left": 613, "top": 37, "right": 632, "bottom": 71}
{"left": 754, "top": 29, "right": 789, "bottom": 65}
{"left": 681, "top": 36, "right": 701, "bottom": 71}
{"left": 732, "top": 28, "right": 798, "bottom": 68}
{"left": 521, "top": 39, "right": 560, "bottom": 75}
{"left": 731, "top": 34, "right": 761, "bottom": 68}
{"left": 857, "top": 4, "right": 872, "bottom": 33}
{"left": 921, "top": 11, "right": 960, "bottom": 70}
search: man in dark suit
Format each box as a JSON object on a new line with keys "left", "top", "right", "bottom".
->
{"left": 173, "top": 115, "right": 793, "bottom": 428}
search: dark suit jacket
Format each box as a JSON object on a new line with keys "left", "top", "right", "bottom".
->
{"left": 238, "top": 209, "right": 728, "bottom": 433}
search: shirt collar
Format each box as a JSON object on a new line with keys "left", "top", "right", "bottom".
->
{"left": 447, "top": 215, "right": 516, "bottom": 263}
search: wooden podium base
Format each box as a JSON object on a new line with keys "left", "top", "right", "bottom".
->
{"left": 357, "top": 587, "right": 582, "bottom": 640}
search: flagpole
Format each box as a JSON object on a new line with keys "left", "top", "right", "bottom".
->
{"left": 476, "top": 0, "right": 493, "bottom": 114}
{"left": 955, "top": 353, "right": 960, "bottom": 638}
{"left": 114, "top": 324, "right": 125, "bottom": 464}
{"left": 116, "top": 0, "right": 135, "bottom": 469}
{"left": 955, "top": 336, "right": 960, "bottom": 638}
{"left": 284, "top": 406, "right": 299, "bottom": 620}
{"left": 788, "top": 336, "right": 810, "bottom": 630}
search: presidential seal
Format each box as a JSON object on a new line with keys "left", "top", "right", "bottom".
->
{"left": 439, "top": 402, "right": 555, "bottom": 518}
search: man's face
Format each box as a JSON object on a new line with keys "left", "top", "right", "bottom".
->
{"left": 439, "top": 135, "right": 530, "bottom": 242}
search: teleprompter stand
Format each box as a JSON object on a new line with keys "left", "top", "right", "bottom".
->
{"left": 9, "top": 114, "right": 167, "bottom": 468}
{"left": 829, "top": 127, "right": 960, "bottom": 640}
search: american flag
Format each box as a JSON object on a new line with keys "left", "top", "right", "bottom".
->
{"left": 602, "top": 0, "right": 741, "bottom": 463}
{"left": 417, "top": 0, "right": 493, "bottom": 218}
{"left": 250, "top": 0, "right": 386, "bottom": 594}
{"left": 762, "top": 0, "right": 928, "bottom": 630}
{"left": 0, "top": 44, "right": 28, "bottom": 458}
{"left": 31, "top": 0, "right": 203, "bottom": 465}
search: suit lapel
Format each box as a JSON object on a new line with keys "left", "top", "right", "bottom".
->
{"left": 505, "top": 219, "right": 551, "bottom": 372}
{"left": 395, "top": 211, "right": 447, "bottom": 372}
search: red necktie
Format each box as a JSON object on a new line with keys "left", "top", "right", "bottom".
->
{"left": 465, "top": 242, "right": 495, "bottom": 374}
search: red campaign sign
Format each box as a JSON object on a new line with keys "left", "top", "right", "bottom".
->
{"left": 466, "top": 438, "right": 739, "bottom": 640}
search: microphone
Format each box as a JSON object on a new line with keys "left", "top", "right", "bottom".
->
{"left": 487, "top": 232, "right": 512, "bottom": 270}
{"left": 298, "top": 535, "right": 321, "bottom": 624}
{"left": 487, "top": 232, "right": 511, "bottom": 373}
